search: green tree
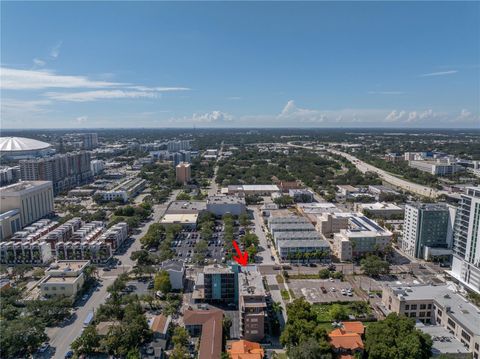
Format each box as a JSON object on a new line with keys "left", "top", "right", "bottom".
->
{"left": 328, "top": 304, "right": 348, "bottom": 321}
{"left": 154, "top": 270, "right": 172, "bottom": 294}
{"left": 318, "top": 268, "right": 331, "bottom": 279}
{"left": 71, "top": 325, "right": 100, "bottom": 355}
{"left": 0, "top": 317, "right": 47, "bottom": 358}
{"left": 289, "top": 338, "right": 333, "bottom": 359}
{"left": 360, "top": 255, "right": 390, "bottom": 277}
{"left": 365, "top": 313, "right": 432, "bottom": 359}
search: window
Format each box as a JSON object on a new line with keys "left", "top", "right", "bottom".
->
{"left": 410, "top": 312, "right": 416, "bottom": 318}
{"left": 419, "top": 312, "right": 425, "bottom": 317}
{"left": 411, "top": 304, "right": 417, "bottom": 310}
{"left": 428, "top": 304, "right": 432, "bottom": 309}
{"left": 447, "top": 318, "right": 456, "bottom": 329}
{"left": 437, "top": 309, "right": 443, "bottom": 316}
{"left": 426, "top": 312, "right": 431, "bottom": 317}
{"left": 461, "top": 331, "right": 471, "bottom": 342}
{"left": 405, "top": 304, "right": 410, "bottom": 310}
{"left": 475, "top": 343, "right": 479, "bottom": 351}
{"left": 420, "top": 304, "right": 426, "bottom": 310}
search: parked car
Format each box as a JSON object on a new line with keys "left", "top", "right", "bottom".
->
{"left": 65, "top": 351, "right": 74, "bottom": 359}
{"left": 38, "top": 343, "right": 50, "bottom": 353}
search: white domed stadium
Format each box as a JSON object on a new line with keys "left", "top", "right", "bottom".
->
{"left": 0, "top": 136, "right": 54, "bottom": 160}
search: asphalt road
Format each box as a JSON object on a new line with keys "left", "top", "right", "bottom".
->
{"left": 251, "top": 206, "right": 278, "bottom": 265}
{"left": 48, "top": 192, "right": 178, "bottom": 359}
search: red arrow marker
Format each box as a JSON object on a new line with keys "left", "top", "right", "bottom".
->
{"left": 232, "top": 240, "right": 248, "bottom": 266}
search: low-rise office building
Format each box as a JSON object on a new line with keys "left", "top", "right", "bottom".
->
{"left": 382, "top": 284, "right": 480, "bottom": 358}
{"left": 316, "top": 212, "right": 350, "bottom": 238}
{"left": 227, "top": 184, "right": 280, "bottom": 196}
{"left": 288, "top": 189, "right": 314, "bottom": 203}
{"left": 207, "top": 195, "right": 246, "bottom": 216}
{"left": 40, "top": 260, "right": 89, "bottom": 298}
{"left": 100, "top": 177, "right": 147, "bottom": 202}
{"left": 409, "top": 160, "right": 465, "bottom": 176}
{"left": 160, "top": 200, "right": 206, "bottom": 228}
{"left": 270, "top": 222, "right": 316, "bottom": 236}
{"left": 355, "top": 202, "right": 404, "bottom": 218}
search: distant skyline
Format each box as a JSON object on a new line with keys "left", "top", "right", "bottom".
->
{"left": 1, "top": 1, "right": 479, "bottom": 129}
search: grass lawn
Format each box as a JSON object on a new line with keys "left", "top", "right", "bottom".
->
{"left": 312, "top": 302, "right": 372, "bottom": 322}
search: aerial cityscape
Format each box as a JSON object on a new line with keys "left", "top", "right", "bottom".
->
{"left": 0, "top": 2, "right": 479, "bottom": 359}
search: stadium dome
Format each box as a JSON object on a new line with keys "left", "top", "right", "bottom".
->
{"left": 0, "top": 137, "right": 53, "bottom": 160}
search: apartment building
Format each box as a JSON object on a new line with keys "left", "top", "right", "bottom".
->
{"left": 0, "top": 240, "right": 52, "bottom": 265}
{"left": 382, "top": 284, "right": 480, "bottom": 358}
{"left": 81, "top": 133, "right": 98, "bottom": 150}
{"left": 167, "top": 140, "right": 191, "bottom": 152}
{"left": 20, "top": 151, "right": 93, "bottom": 194}
{"left": 98, "top": 222, "right": 128, "bottom": 250}
{"left": 332, "top": 214, "right": 392, "bottom": 261}
{"left": 175, "top": 162, "right": 191, "bottom": 184}
{"left": 40, "top": 260, "right": 89, "bottom": 298}
{"left": 402, "top": 203, "right": 452, "bottom": 260}
{"left": 0, "top": 166, "right": 20, "bottom": 186}
{"left": 161, "top": 260, "right": 185, "bottom": 290}
{"left": 198, "top": 264, "right": 238, "bottom": 304}
{"left": 0, "top": 181, "right": 54, "bottom": 228}
{"left": 316, "top": 213, "right": 350, "bottom": 237}
{"left": 450, "top": 187, "right": 480, "bottom": 294}
{"left": 238, "top": 266, "right": 267, "bottom": 342}
{"left": 90, "top": 159, "right": 105, "bottom": 175}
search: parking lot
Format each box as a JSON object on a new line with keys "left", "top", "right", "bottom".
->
{"left": 288, "top": 278, "right": 363, "bottom": 303}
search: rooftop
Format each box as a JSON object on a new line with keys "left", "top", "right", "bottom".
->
{"left": 0, "top": 181, "right": 52, "bottom": 195}
{"left": 406, "top": 202, "right": 448, "bottom": 212}
{"left": 160, "top": 213, "right": 198, "bottom": 224}
{"left": 277, "top": 239, "right": 330, "bottom": 248}
{"left": 167, "top": 200, "right": 207, "bottom": 214}
{"left": 297, "top": 202, "right": 338, "bottom": 214}
{"left": 161, "top": 259, "right": 185, "bottom": 272}
{"left": 228, "top": 184, "right": 280, "bottom": 192}
{"left": 207, "top": 195, "right": 246, "bottom": 205}
{"left": 357, "top": 202, "right": 403, "bottom": 211}
{"left": 238, "top": 266, "right": 265, "bottom": 297}
{"left": 227, "top": 340, "right": 264, "bottom": 359}
{"left": 204, "top": 264, "right": 234, "bottom": 275}
{"left": 184, "top": 308, "right": 223, "bottom": 359}
{"left": 389, "top": 284, "right": 480, "bottom": 336}
{"left": 268, "top": 216, "right": 310, "bottom": 224}
{"left": 270, "top": 222, "right": 316, "bottom": 231}
{"left": 0, "top": 137, "right": 51, "bottom": 152}
{"left": 149, "top": 314, "right": 171, "bottom": 335}
{"left": 274, "top": 231, "right": 322, "bottom": 240}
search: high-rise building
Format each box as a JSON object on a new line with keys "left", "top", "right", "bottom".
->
{"left": 81, "top": 133, "right": 98, "bottom": 150}
{"left": 402, "top": 203, "right": 452, "bottom": 259}
{"left": 167, "top": 140, "right": 191, "bottom": 152}
{"left": 0, "top": 181, "right": 54, "bottom": 228}
{"left": 90, "top": 159, "right": 105, "bottom": 176}
{"left": 451, "top": 187, "right": 480, "bottom": 293}
{"left": 203, "top": 264, "right": 238, "bottom": 304}
{"left": 176, "top": 162, "right": 191, "bottom": 184}
{"left": 0, "top": 166, "right": 20, "bottom": 186}
{"left": 20, "top": 151, "right": 92, "bottom": 194}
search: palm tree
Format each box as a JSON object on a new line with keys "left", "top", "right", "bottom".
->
{"left": 271, "top": 301, "right": 283, "bottom": 314}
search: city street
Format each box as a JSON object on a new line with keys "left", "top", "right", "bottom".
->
{"left": 251, "top": 206, "right": 278, "bottom": 265}
{"left": 47, "top": 192, "right": 178, "bottom": 359}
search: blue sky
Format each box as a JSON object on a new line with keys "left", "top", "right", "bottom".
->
{"left": 1, "top": 1, "right": 479, "bottom": 128}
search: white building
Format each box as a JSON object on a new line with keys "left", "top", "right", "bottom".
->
{"left": 40, "top": 260, "right": 89, "bottom": 298}
{"left": 207, "top": 195, "right": 246, "bottom": 216}
{"left": 332, "top": 213, "right": 392, "bottom": 261}
{"left": 161, "top": 260, "right": 185, "bottom": 290}
{"left": 409, "top": 160, "right": 465, "bottom": 176}
{"left": 450, "top": 187, "right": 480, "bottom": 294}
{"left": 90, "top": 159, "right": 105, "bottom": 176}
{"left": 0, "top": 240, "right": 52, "bottom": 265}
{"left": 0, "top": 181, "right": 54, "bottom": 228}
{"left": 355, "top": 202, "right": 404, "bottom": 218}
{"left": 100, "top": 177, "right": 147, "bottom": 202}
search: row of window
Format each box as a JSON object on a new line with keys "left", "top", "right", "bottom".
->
{"left": 405, "top": 303, "right": 432, "bottom": 310}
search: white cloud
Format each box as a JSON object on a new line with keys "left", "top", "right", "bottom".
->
{"left": 1, "top": 67, "right": 122, "bottom": 90}
{"left": 45, "top": 90, "right": 160, "bottom": 102}
{"left": 419, "top": 70, "right": 458, "bottom": 77}
{"left": 76, "top": 116, "right": 88, "bottom": 124}
{"left": 128, "top": 85, "right": 190, "bottom": 92}
{"left": 33, "top": 58, "right": 46, "bottom": 67}
{"left": 50, "top": 41, "right": 63, "bottom": 59}
{"left": 192, "top": 110, "right": 233, "bottom": 123}
{"left": 227, "top": 96, "right": 242, "bottom": 100}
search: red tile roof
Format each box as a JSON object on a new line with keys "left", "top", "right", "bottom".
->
{"left": 184, "top": 309, "right": 223, "bottom": 359}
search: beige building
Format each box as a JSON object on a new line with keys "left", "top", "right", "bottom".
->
{"left": 40, "top": 260, "right": 89, "bottom": 298}
{"left": 382, "top": 284, "right": 480, "bottom": 358}
{"left": 0, "top": 209, "right": 21, "bottom": 241}
{"left": 316, "top": 212, "right": 349, "bottom": 237}
{"left": 0, "top": 181, "right": 54, "bottom": 228}
{"left": 239, "top": 266, "right": 267, "bottom": 342}
{"left": 176, "top": 162, "right": 191, "bottom": 184}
